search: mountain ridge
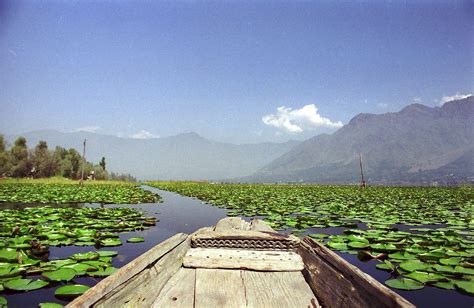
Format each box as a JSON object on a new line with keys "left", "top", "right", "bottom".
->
{"left": 251, "top": 97, "right": 473, "bottom": 184}
{"left": 5, "top": 130, "right": 300, "bottom": 180}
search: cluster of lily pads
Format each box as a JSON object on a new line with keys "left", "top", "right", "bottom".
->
{"left": 0, "top": 206, "right": 154, "bottom": 306}
{"left": 0, "top": 183, "right": 160, "bottom": 204}
{"left": 0, "top": 249, "right": 119, "bottom": 307}
{"left": 150, "top": 182, "right": 473, "bottom": 296}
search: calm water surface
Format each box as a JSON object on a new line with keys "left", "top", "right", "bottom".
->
{"left": 1, "top": 186, "right": 472, "bottom": 307}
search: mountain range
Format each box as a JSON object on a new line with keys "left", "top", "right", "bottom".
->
{"left": 5, "top": 96, "right": 473, "bottom": 184}
{"left": 6, "top": 130, "right": 299, "bottom": 180}
{"left": 252, "top": 96, "right": 473, "bottom": 185}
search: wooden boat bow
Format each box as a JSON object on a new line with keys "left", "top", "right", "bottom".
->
{"left": 67, "top": 217, "right": 414, "bottom": 308}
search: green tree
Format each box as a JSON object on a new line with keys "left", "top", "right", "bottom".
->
{"left": 10, "top": 137, "right": 30, "bottom": 177}
{"left": 99, "top": 157, "right": 106, "bottom": 171}
{"left": 0, "top": 135, "right": 12, "bottom": 177}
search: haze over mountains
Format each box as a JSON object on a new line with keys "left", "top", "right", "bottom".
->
{"left": 7, "top": 130, "right": 299, "bottom": 181}
{"left": 6, "top": 97, "right": 473, "bottom": 184}
{"left": 253, "top": 96, "right": 474, "bottom": 184}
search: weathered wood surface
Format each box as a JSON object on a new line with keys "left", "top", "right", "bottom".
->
{"left": 195, "top": 268, "right": 246, "bottom": 308}
{"left": 66, "top": 233, "right": 188, "bottom": 308}
{"left": 94, "top": 235, "right": 191, "bottom": 307}
{"left": 297, "top": 237, "right": 415, "bottom": 308}
{"left": 184, "top": 248, "right": 304, "bottom": 271}
{"left": 250, "top": 218, "right": 274, "bottom": 232}
{"left": 242, "top": 270, "right": 320, "bottom": 308}
{"left": 152, "top": 268, "right": 196, "bottom": 308}
{"left": 215, "top": 217, "right": 251, "bottom": 231}
{"left": 192, "top": 230, "right": 300, "bottom": 250}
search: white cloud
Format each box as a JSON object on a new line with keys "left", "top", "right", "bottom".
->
{"left": 439, "top": 93, "right": 472, "bottom": 105}
{"left": 262, "top": 104, "right": 343, "bottom": 134}
{"left": 129, "top": 130, "right": 159, "bottom": 139}
{"left": 413, "top": 97, "right": 422, "bottom": 103}
{"left": 76, "top": 126, "right": 100, "bottom": 133}
{"left": 376, "top": 103, "right": 388, "bottom": 109}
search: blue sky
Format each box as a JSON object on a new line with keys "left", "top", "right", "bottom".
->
{"left": 0, "top": 1, "right": 472, "bottom": 143}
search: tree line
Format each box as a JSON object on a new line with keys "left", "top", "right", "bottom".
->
{"left": 0, "top": 135, "right": 136, "bottom": 181}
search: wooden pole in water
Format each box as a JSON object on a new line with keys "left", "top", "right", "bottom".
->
{"left": 359, "top": 153, "right": 366, "bottom": 188}
{"left": 80, "top": 139, "right": 86, "bottom": 185}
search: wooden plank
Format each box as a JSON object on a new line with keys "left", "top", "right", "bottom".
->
{"left": 192, "top": 230, "right": 300, "bottom": 250}
{"left": 67, "top": 233, "right": 188, "bottom": 308}
{"left": 214, "top": 217, "right": 250, "bottom": 231}
{"left": 93, "top": 236, "right": 191, "bottom": 307}
{"left": 250, "top": 219, "right": 274, "bottom": 232}
{"left": 184, "top": 248, "right": 304, "bottom": 271}
{"left": 242, "top": 271, "right": 320, "bottom": 308}
{"left": 297, "top": 238, "right": 415, "bottom": 308}
{"left": 195, "top": 268, "right": 246, "bottom": 308}
{"left": 152, "top": 268, "right": 195, "bottom": 308}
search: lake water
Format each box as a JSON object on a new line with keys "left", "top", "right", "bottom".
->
{"left": 1, "top": 186, "right": 472, "bottom": 307}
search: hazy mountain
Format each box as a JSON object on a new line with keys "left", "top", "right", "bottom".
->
{"left": 6, "top": 130, "right": 299, "bottom": 180}
{"left": 252, "top": 97, "right": 474, "bottom": 184}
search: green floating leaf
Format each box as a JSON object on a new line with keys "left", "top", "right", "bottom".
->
{"left": 455, "top": 280, "right": 474, "bottom": 295}
{"left": 127, "top": 237, "right": 145, "bottom": 243}
{"left": 39, "top": 303, "right": 64, "bottom": 308}
{"left": 399, "top": 260, "right": 430, "bottom": 272}
{"left": 55, "top": 284, "right": 90, "bottom": 298}
{"left": 42, "top": 268, "right": 76, "bottom": 282}
{"left": 433, "top": 264, "right": 457, "bottom": 274}
{"left": 0, "top": 248, "right": 17, "bottom": 262}
{"left": 376, "top": 260, "right": 395, "bottom": 272}
{"left": 326, "top": 242, "right": 348, "bottom": 251}
{"left": 405, "top": 271, "right": 444, "bottom": 283}
{"left": 0, "top": 264, "right": 25, "bottom": 278}
{"left": 454, "top": 266, "right": 474, "bottom": 275}
{"left": 385, "top": 278, "right": 424, "bottom": 290}
{"left": 71, "top": 252, "right": 100, "bottom": 261}
{"left": 0, "top": 296, "right": 7, "bottom": 308}
{"left": 62, "top": 263, "right": 96, "bottom": 276}
{"left": 370, "top": 243, "right": 398, "bottom": 252}
{"left": 347, "top": 241, "right": 370, "bottom": 249}
{"left": 99, "top": 238, "right": 122, "bottom": 247}
{"left": 4, "top": 278, "right": 49, "bottom": 291}
{"left": 439, "top": 257, "right": 462, "bottom": 266}
{"left": 308, "top": 234, "right": 328, "bottom": 239}
{"left": 97, "top": 250, "right": 118, "bottom": 257}
{"left": 433, "top": 280, "right": 455, "bottom": 290}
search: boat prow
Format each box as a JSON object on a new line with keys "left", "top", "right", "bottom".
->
{"left": 67, "top": 217, "right": 414, "bottom": 308}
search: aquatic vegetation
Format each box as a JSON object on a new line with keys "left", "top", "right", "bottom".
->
{"left": 150, "top": 182, "right": 473, "bottom": 296}
{"left": 55, "top": 284, "right": 90, "bottom": 298}
{"left": 0, "top": 183, "right": 160, "bottom": 204}
{"left": 0, "top": 205, "right": 158, "bottom": 303}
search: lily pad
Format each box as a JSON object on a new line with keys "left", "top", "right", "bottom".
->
{"left": 42, "top": 268, "right": 76, "bottom": 282}
{"left": 385, "top": 278, "right": 424, "bottom": 290}
{"left": 39, "top": 303, "right": 64, "bottom": 308}
{"left": 97, "top": 250, "right": 119, "bottom": 257}
{"left": 406, "top": 271, "right": 445, "bottom": 283}
{"left": 0, "top": 248, "right": 17, "bottom": 262}
{"left": 0, "top": 297, "right": 7, "bottom": 308}
{"left": 432, "top": 280, "right": 455, "bottom": 290}
{"left": 347, "top": 241, "right": 370, "bottom": 249}
{"left": 127, "top": 237, "right": 145, "bottom": 243}
{"left": 55, "top": 284, "right": 90, "bottom": 298}
{"left": 71, "top": 252, "right": 100, "bottom": 261}
{"left": 326, "top": 242, "right": 348, "bottom": 251}
{"left": 455, "top": 280, "right": 474, "bottom": 295}
{"left": 4, "top": 278, "right": 49, "bottom": 291}
{"left": 99, "top": 238, "right": 122, "bottom": 247}
{"left": 399, "top": 260, "right": 430, "bottom": 272}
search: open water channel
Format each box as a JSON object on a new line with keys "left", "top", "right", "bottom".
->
{"left": 1, "top": 186, "right": 472, "bottom": 307}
